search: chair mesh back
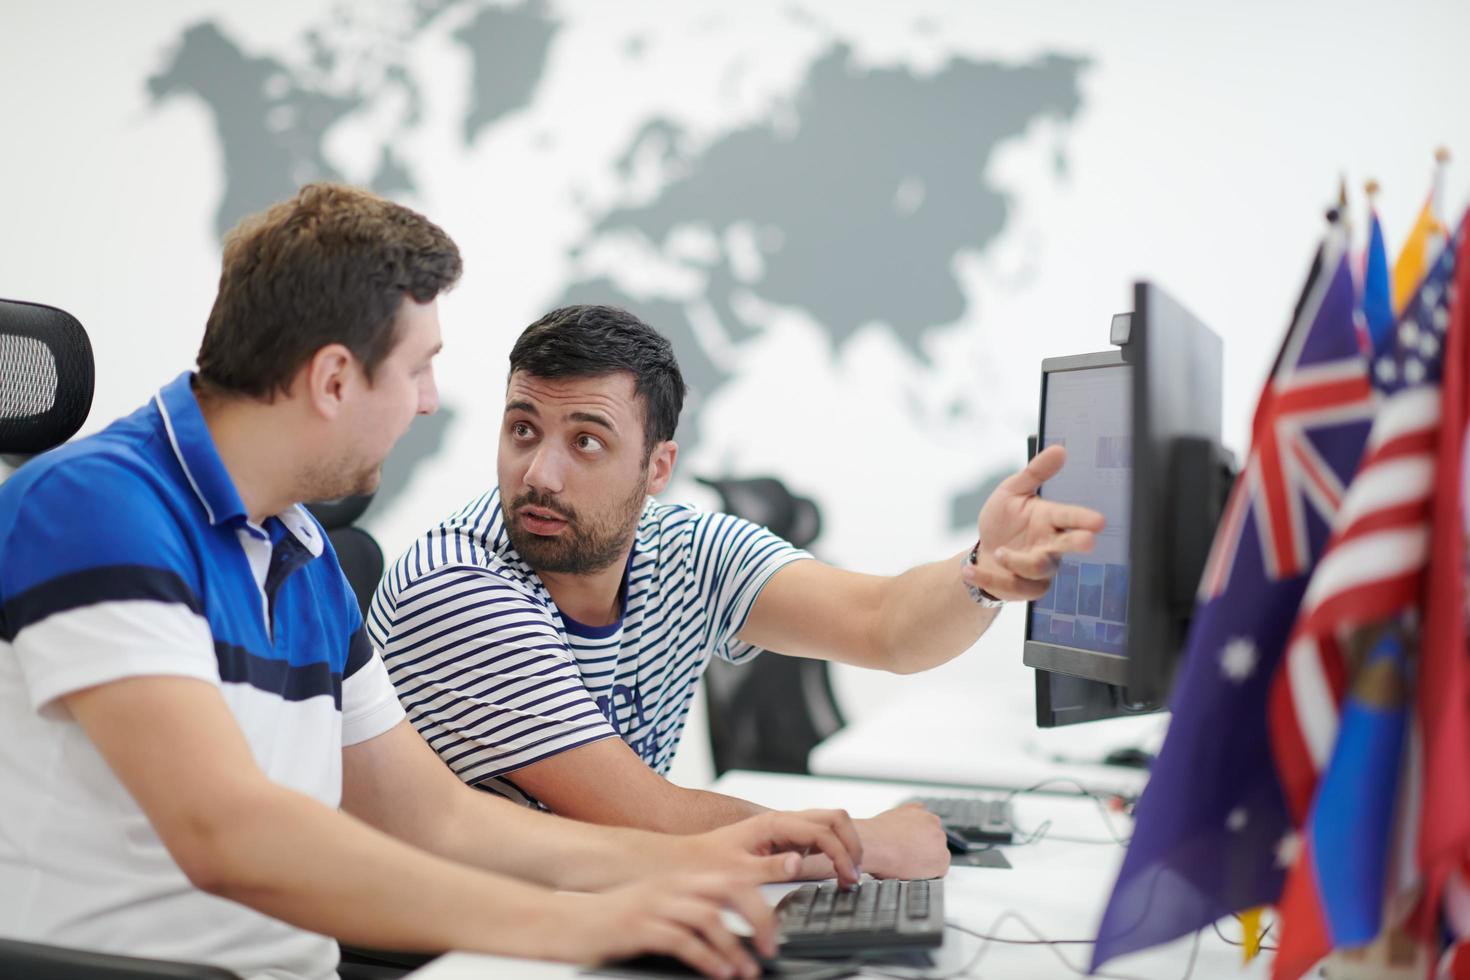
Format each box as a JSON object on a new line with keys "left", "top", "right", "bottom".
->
{"left": 695, "top": 472, "right": 841, "bottom": 774}
{"left": 0, "top": 298, "right": 94, "bottom": 454}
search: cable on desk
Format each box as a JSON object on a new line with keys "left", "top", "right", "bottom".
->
{"left": 831, "top": 911, "right": 1205, "bottom": 980}
{"left": 1210, "top": 914, "right": 1278, "bottom": 952}
{"left": 999, "top": 777, "right": 1133, "bottom": 847}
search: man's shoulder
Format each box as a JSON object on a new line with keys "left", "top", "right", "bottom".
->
{"left": 0, "top": 418, "right": 205, "bottom": 618}
{"left": 0, "top": 425, "right": 180, "bottom": 549}
{"left": 637, "top": 500, "right": 767, "bottom": 555}
{"left": 637, "top": 497, "right": 714, "bottom": 542}
{"left": 372, "top": 492, "right": 549, "bottom": 623}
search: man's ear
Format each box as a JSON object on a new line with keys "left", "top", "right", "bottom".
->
{"left": 299, "top": 343, "right": 356, "bottom": 419}
{"left": 646, "top": 440, "right": 678, "bottom": 495}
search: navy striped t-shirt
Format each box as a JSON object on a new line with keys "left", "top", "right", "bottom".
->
{"left": 368, "top": 487, "right": 809, "bottom": 805}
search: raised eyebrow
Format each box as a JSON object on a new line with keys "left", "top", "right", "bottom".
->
{"left": 569, "top": 411, "right": 615, "bottom": 432}
{"left": 505, "top": 400, "right": 539, "bottom": 417}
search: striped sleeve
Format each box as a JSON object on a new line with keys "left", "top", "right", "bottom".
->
{"left": 375, "top": 563, "right": 619, "bottom": 784}
{"left": 0, "top": 458, "right": 218, "bottom": 711}
{"left": 690, "top": 512, "right": 811, "bottom": 665}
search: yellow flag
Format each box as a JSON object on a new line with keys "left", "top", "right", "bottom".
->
{"left": 1391, "top": 149, "right": 1449, "bottom": 315}
{"left": 1391, "top": 199, "right": 1441, "bottom": 314}
{"left": 1240, "top": 906, "right": 1264, "bottom": 963}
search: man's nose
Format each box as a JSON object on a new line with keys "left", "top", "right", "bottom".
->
{"left": 522, "top": 443, "right": 565, "bottom": 494}
{"left": 418, "top": 375, "right": 440, "bottom": 416}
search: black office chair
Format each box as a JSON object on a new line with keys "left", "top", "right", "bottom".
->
{"left": 0, "top": 939, "right": 239, "bottom": 980}
{"left": 695, "top": 475, "right": 845, "bottom": 775}
{"left": 1, "top": 299, "right": 241, "bottom": 979}
{"left": 302, "top": 503, "right": 420, "bottom": 980}
{"left": 305, "top": 492, "right": 385, "bottom": 617}
{"left": 0, "top": 297, "right": 94, "bottom": 460}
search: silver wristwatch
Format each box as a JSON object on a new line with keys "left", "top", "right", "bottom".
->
{"left": 964, "top": 541, "right": 1005, "bottom": 608}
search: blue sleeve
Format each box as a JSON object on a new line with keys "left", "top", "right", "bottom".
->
{"left": 0, "top": 451, "right": 216, "bottom": 710}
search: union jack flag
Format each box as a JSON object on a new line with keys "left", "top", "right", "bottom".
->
{"left": 1093, "top": 214, "right": 1375, "bottom": 972}
{"left": 1201, "top": 237, "right": 1376, "bottom": 597}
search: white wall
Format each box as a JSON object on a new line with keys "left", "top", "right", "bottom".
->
{"left": 3, "top": 0, "right": 1466, "bottom": 787}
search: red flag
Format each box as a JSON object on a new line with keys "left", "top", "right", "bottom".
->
{"left": 1418, "top": 211, "right": 1470, "bottom": 937}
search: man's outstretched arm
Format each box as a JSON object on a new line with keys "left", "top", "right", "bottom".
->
{"left": 737, "top": 444, "right": 1105, "bottom": 675}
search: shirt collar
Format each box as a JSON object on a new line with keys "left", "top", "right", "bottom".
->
{"left": 277, "top": 504, "right": 326, "bottom": 558}
{"left": 153, "top": 372, "right": 325, "bottom": 557}
{"left": 154, "top": 372, "right": 247, "bottom": 527}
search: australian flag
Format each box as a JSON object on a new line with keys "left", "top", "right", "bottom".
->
{"left": 1091, "top": 214, "right": 1375, "bottom": 971}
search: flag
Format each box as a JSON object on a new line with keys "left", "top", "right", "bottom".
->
{"left": 1271, "top": 221, "right": 1461, "bottom": 822}
{"left": 1363, "top": 205, "right": 1395, "bottom": 356}
{"left": 1090, "top": 213, "right": 1374, "bottom": 972}
{"left": 1392, "top": 153, "right": 1449, "bottom": 315}
{"left": 1270, "top": 631, "right": 1413, "bottom": 980}
{"left": 1418, "top": 211, "right": 1470, "bottom": 953}
{"left": 1266, "top": 215, "right": 1466, "bottom": 978}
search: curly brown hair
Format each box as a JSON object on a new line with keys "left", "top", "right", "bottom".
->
{"left": 197, "top": 183, "right": 461, "bottom": 399}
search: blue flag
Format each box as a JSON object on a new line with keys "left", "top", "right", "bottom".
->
{"left": 1363, "top": 209, "right": 1395, "bottom": 356}
{"left": 1090, "top": 217, "right": 1375, "bottom": 971}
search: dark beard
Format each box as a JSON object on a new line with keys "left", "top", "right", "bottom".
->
{"left": 505, "top": 479, "right": 646, "bottom": 575}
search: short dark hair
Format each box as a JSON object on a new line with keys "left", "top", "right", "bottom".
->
{"left": 197, "top": 183, "right": 461, "bottom": 398}
{"left": 508, "top": 305, "right": 686, "bottom": 454}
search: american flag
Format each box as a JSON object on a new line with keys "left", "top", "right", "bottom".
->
{"left": 1418, "top": 213, "right": 1470, "bottom": 975}
{"left": 1268, "top": 220, "right": 1465, "bottom": 980}
{"left": 1092, "top": 215, "right": 1374, "bottom": 972}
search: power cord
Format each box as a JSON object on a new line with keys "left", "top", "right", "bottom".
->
{"left": 839, "top": 914, "right": 1202, "bottom": 980}
{"left": 998, "top": 777, "right": 1134, "bottom": 847}
{"left": 1210, "top": 913, "right": 1278, "bottom": 952}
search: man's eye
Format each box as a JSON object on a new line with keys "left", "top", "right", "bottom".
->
{"left": 576, "top": 434, "right": 604, "bottom": 452}
{"left": 512, "top": 422, "right": 534, "bottom": 439}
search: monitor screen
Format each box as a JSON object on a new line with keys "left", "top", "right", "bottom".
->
{"left": 1029, "top": 362, "right": 1132, "bottom": 658}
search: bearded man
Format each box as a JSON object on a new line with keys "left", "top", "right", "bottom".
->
{"left": 370, "top": 304, "right": 1104, "bottom": 881}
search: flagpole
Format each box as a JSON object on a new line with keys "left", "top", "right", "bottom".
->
{"left": 1433, "top": 148, "right": 1450, "bottom": 230}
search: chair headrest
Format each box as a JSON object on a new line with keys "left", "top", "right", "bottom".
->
{"left": 0, "top": 298, "right": 94, "bottom": 455}
{"left": 305, "top": 493, "right": 375, "bottom": 529}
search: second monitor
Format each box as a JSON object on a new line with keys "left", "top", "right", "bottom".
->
{"left": 1024, "top": 281, "right": 1231, "bottom": 727}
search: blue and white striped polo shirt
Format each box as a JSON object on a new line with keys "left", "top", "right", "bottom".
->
{"left": 368, "top": 487, "right": 809, "bottom": 806}
{"left": 0, "top": 371, "right": 404, "bottom": 980}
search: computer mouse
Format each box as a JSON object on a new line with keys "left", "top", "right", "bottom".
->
{"left": 1103, "top": 746, "right": 1155, "bottom": 769}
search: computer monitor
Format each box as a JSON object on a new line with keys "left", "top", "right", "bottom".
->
{"left": 1024, "top": 281, "right": 1227, "bottom": 727}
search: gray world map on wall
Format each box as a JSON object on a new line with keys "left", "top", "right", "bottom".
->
{"left": 148, "top": 0, "right": 1086, "bottom": 530}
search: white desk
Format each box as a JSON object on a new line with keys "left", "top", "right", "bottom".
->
{"left": 406, "top": 771, "right": 1264, "bottom": 980}
{"left": 808, "top": 685, "right": 1164, "bottom": 799}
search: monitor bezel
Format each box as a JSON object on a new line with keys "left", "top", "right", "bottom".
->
{"left": 1021, "top": 347, "right": 1135, "bottom": 688}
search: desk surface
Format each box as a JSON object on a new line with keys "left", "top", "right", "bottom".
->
{"left": 406, "top": 771, "right": 1264, "bottom": 980}
{"left": 807, "top": 684, "right": 1165, "bottom": 799}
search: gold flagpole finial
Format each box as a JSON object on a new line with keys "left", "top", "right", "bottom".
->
{"left": 1338, "top": 175, "right": 1349, "bottom": 209}
{"left": 1365, "top": 179, "right": 1380, "bottom": 200}
{"left": 1435, "top": 146, "right": 1451, "bottom": 165}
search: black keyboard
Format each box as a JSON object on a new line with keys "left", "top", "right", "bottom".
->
{"left": 774, "top": 878, "right": 944, "bottom": 958}
{"left": 908, "top": 795, "right": 1014, "bottom": 844}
